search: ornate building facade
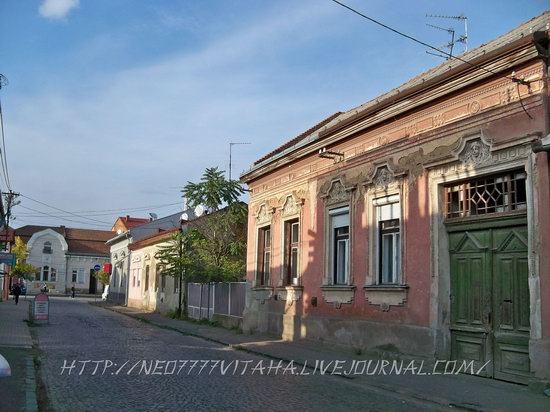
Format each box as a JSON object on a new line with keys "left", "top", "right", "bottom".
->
{"left": 241, "top": 13, "right": 550, "bottom": 386}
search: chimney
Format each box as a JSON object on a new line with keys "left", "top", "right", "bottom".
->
{"left": 60, "top": 225, "right": 67, "bottom": 237}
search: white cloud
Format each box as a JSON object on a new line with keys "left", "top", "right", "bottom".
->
{"left": 39, "top": 0, "right": 79, "bottom": 20}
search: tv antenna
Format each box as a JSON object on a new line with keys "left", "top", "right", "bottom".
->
{"left": 0, "top": 74, "right": 8, "bottom": 90}
{"left": 229, "top": 142, "right": 251, "bottom": 181}
{"left": 426, "top": 13, "right": 468, "bottom": 58}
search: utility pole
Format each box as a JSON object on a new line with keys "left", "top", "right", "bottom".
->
{"left": 228, "top": 142, "right": 251, "bottom": 181}
{"left": 2, "top": 191, "right": 19, "bottom": 249}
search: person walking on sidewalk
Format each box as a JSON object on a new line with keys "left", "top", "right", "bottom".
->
{"left": 12, "top": 283, "right": 21, "bottom": 305}
{"left": 71, "top": 285, "right": 75, "bottom": 298}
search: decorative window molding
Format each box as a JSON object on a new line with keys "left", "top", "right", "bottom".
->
{"left": 364, "top": 285, "right": 409, "bottom": 311}
{"left": 251, "top": 286, "right": 273, "bottom": 304}
{"left": 255, "top": 203, "right": 273, "bottom": 225}
{"left": 363, "top": 162, "right": 406, "bottom": 191}
{"left": 320, "top": 178, "right": 355, "bottom": 205}
{"left": 275, "top": 285, "right": 303, "bottom": 302}
{"left": 279, "top": 194, "right": 302, "bottom": 218}
{"left": 320, "top": 285, "right": 356, "bottom": 309}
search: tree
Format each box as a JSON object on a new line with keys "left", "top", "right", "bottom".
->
{"left": 93, "top": 271, "right": 110, "bottom": 287}
{"left": 10, "top": 236, "right": 37, "bottom": 280}
{"left": 182, "top": 167, "right": 247, "bottom": 282}
{"left": 154, "top": 231, "right": 202, "bottom": 317}
{"left": 182, "top": 167, "right": 244, "bottom": 212}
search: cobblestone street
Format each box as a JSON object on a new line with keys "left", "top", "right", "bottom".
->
{"left": 34, "top": 298, "right": 444, "bottom": 412}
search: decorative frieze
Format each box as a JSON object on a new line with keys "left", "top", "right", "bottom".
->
{"left": 248, "top": 67, "right": 543, "bottom": 196}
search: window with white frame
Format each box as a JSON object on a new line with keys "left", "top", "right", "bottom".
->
{"left": 375, "top": 195, "right": 401, "bottom": 284}
{"left": 256, "top": 226, "right": 271, "bottom": 286}
{"left": 283, "top": 219, "right": 300, "bottom": 285}
{"left": 77, "top": 268, "right": 85, "bottom": 284}
{"left": 144, "top": 265, "right": 149, "bottom": 291}
{"left": 43, "top": 241, "right": 52, "bottom": 254}
{"left": 42, "top": 266, "right": 49, "bottom": 281}
{"left": 50, "top": 268, "right": 57, "bottom": 282}
{"left": 72, "top": 269, "right": 78, "bottom": 283}
{"left": 329, "top": 207, "right": 350, "bottom": 285}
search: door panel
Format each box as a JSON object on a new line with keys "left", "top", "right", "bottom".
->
{"left": 449, "top": 230, "right": 492, "bottom": 377}
{"left": 492, "top": 227, "right": 530, "bottom": 384}
{"left": 449, "top": 225, "right": 530, "bottom": 384}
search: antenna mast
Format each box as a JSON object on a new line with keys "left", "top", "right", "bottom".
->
{"left": 426, "top": 13, "right": 468, "bottom": 56}
{"left": 229, "top": 142, "right": 251, "bottom": 181}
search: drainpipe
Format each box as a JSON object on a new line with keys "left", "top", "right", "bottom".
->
{"left": 125, "top": 247, "right": 131, "bottom": 307}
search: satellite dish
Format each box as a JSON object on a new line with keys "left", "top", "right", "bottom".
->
{"left": 180, "top": 213, "right": 189, "bottom": 222}
{"left": 194, "top": 205, "right": 205, "bottom": 217}
{"left": 149, "top": 212, "right": 158, "bottom": 220}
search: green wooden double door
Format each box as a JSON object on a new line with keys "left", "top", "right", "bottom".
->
{"left": 449, "top": 221, "right": 530, "bottom": 384}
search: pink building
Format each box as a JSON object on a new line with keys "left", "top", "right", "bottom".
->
{"left": 241, "top": 13, "right": 550, "bottom": 386}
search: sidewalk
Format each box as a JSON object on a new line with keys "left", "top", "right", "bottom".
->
{"left": 97, "top": 302, "right": 550, "bottom": 412}
{"left": 0, "top": 297, "right": 38, "bottom": 412}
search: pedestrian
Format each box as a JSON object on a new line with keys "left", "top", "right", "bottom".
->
{"left": 12, "top": 283, "right": 21, "bottom": 305}
{"left": 71, "top": 285, "right": 75, "bottom": 299}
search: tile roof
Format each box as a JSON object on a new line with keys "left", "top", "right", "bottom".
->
{"left": 253, "top": 112, "right": 343, "bottom": 166}
{"left": 112, "top": 216, "right": 151, "bottom": 231}
{"left": 9, "top": 225, "right": 112, "bottom": 256}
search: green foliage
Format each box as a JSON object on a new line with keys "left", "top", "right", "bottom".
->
{"left": 155, "top": 231, "right": 203, "bottom": 282}
{"left": 182, "top": 167, "right": 244, "bottom": 212}
{"left": 10, "top": 236, "right": 38, "bottom": 280}
{"left": 93, "top": 270, "right": 110, "bottom": 286}
{"left": 180, "top": 167, "right": 247, "bottom": 282}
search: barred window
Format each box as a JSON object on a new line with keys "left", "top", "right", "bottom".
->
{"left": 445, "top": 171, "right": 527, "bottom": 219}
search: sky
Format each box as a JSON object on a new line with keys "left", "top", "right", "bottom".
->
{"left": 0, "top": 0, "right": 547, "bottom": 230}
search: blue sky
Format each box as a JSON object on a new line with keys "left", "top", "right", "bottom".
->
{"left": 0, "top": 0, "right": 548, "bottom": 229}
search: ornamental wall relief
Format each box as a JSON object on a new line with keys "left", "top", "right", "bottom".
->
{"left": 320, "top": 178, "right": 355, "bottom": 205}
{"left": 255, "top": 203, "right": 272, "bottom": 225}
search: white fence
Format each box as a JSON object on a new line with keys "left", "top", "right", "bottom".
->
{"left": 187, "top": 282, "right": 246, "bottom": 320}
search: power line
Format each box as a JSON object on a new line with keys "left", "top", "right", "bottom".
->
{"left": 0, "top": 74, "right": 11, "bottom": 190}
{"left": 17, "top": 205, "right": 112, "bottom": 228}
{"left": 329, "top": 0, "right": 520, "bottom": 83}
{"left": 19, "top": 195, "right": 114, "bottom": 225}
{"left": 15, "top": 201, "right": 183, "bottom": 218}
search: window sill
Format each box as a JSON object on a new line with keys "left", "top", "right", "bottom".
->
{"left": 363, "top": 284, "right": 409, "bottom": 311}
{"left": 251, "top": 286, "right": 273, "bottom": 304}
{"left": 275, "top": 285, "right": 303, "bottom": 301}
{"left": 320, "top": 285, "right": 356, "bottom": 308}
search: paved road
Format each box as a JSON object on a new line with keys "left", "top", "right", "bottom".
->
{"left": 35, "top": 298, "right": 446, "bottom": 412}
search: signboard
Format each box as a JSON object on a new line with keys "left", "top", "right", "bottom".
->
{"left": 33, "top": 293, "right": 49, "bottom": 322}
{"left": 93, "top": 264, "right": 101, "bottom": 272}
{"left": 0, "top": 253, "right": 15, "bottom": 266}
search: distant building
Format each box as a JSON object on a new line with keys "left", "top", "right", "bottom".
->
{"left": 241, "top": 12, "right": 550, "bottom": 386}
{"left": 111, "top": 215, "right": 151, "bottom": 233}
{"left": 5, "top": 225, "right": 112, "bottom": 294}
{"left": 107, "top": 211, "right": 194, "bottom": 306}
